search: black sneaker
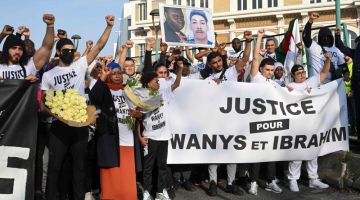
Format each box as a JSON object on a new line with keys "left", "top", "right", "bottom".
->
{"left": 208, "top": 180, "right": 217, "bottom": 196}
{"left": 183, "top": 181, "right": 196, "bottom": 191}
{"left": 167, "top": 186, "right": 176, "bottom": 199}
{"left": 225, "top": 184, "right": 244, "bottom": 196}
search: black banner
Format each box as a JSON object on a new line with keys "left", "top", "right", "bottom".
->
{"left": 0, "top": 80, "right": 38, "bottom": 200}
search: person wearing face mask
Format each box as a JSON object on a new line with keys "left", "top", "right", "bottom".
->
{"left": 41, "top": 15, "right": 115, "bottom": 200}
{"left": 303, "top": 12, "right": 347, "bottom": 84}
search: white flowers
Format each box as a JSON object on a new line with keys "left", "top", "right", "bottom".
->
{"left": 44, "top": 89, "right": 88, "bottom": 123}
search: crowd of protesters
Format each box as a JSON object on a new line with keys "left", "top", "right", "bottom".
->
{"left": 0, "top": 11, "right": 359, "bottom": 200}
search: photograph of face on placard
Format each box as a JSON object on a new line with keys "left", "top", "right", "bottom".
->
{"left": 159, "top": 4, "right": 215, "bottom": 48}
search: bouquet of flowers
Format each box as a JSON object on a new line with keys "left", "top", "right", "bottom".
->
{"left": 124, "top": 75, "right": 163, "bottom": 113}
{"left": 43, "top": 89, "right": 96, "bottom": 127}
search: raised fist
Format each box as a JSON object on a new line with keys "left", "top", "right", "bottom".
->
{"left": 17, "top": 26, "right": 27, "bottom": 35}
{"left": 335, "top": 28, "right": 342, "bottom": 35}
{"left": 86, "top": 40, "right": 94, "bottom": 49}
{"left": 244, "top": 31, "right": 253, "bottom": 41}
{"left": 309, "top": 12, "right": 319, "bottom": 23}
{"left": 125, "top": 40, "right": 134, "bottom": 48}
{"left": 105, "top": 15, "right": 115, "bottom": 27}
{"left": 43, "top": 14, "right": 55, "bottom": 25}
{"left": 2, "top": 25, "right": 14, "bottom": 35}
{"left": 146, "top": 37, "right": 156, "bottom": 48}
{"left": 57, "top": 29, "right": 67, "bottom": 39}
{"left": 257, "top": 29, "right": 265, "bottom": 37}
{"left": 23, "top": 27, "right": 30, "bottom": 38}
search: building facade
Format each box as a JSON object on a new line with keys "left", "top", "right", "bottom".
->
{"left": 123, "top": 0, "right": 360, "bottom": 63}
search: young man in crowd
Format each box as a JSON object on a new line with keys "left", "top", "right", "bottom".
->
{"left": 303, "top": 12, "right": 347, "bottom": 84}
{"left": 261, "top": 38, "right": 278, "bottom": 62}
{"left": 206, "top": 31, "right": 252, "bottom": 197}
{"left": 287, "top": 51, "right": 332, "bottom": 192}
{"left": 248, "top": 29, "right": 282, "bottom": 195}
{"left": 41, "top": 15, "right": 115, "bottom": 200}
{"left": 0, "top": 14, "right": 55, "bottom": 81}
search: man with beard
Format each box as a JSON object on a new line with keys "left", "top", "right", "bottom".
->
{"left": 0, "top": 15, "right": 55, "bottom": 81}
{"left": 228, "top": 38, "right": 244, "bottom": 66}
{"left": 335, "top": 28, "right": 360, "bottom": 139}
{"left": 164, "top": 7, "right": 187, "bottom": 43}
{"left": 205, "top": 31, "right": 252, "bottom": 197}
{"left": 303, "top": 12, "right": 347, "bottom": 84}
{"left": 41, "top": 15, "right": 115, "bottom": 200}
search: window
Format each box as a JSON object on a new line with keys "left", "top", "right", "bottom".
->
{"left": 187, "top": 0, "right": 195, "bottom": 6}
{"left": 139, "top": 44, "right": 145, "bottom": 64}
{"left": 238, "top": 0, "right": 247, "bottom": 10}
{"left": 253, "top": 0, "right": 262, "bottom": 9}
{"left": 200, "top": 0, "right": 209, "bottom": 8}
{"left": 268, "top": 0, "right": 278, "bottom": 7}
{"left": 310, "top": 0, "right": 321, "bottom": 3}
{"left": 139, "top": 3, "right": 147, "bottom": 21}
{"left": 173, "top": 0, "right": 182, "bottom": 5}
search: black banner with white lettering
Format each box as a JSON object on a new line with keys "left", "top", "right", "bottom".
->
{"left": 0, "top": 80, "right": 38, "bottom": 200}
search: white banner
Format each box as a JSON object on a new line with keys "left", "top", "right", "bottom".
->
{"left": 167, "top": 79, "right": 349, "bottom": 164}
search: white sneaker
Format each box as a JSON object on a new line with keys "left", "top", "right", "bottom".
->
{"left": 143, "top": 190, "right": 152, "bottom": 200}
{"left": 248, "top": 181, "right": 258, "bottom": 195}
{"left": 84, "top": 192, "right": 95, "bottom": 200}
{"left": 309, "top": 179, "right": 329, "bottom": 189}
{"left": 289, "top": 180, "right": 299, "bottom": 192}
{"left": 265, "top": 180, "right": 282, "bottom": 193}
{"left": 155, "top": 189, "right": 171, "bottom": 200}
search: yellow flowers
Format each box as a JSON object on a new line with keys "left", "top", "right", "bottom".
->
{"left": 44, "top": 89, "right": 88, "bottom": 123}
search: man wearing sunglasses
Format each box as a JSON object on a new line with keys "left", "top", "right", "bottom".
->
{"left": 41, "top": 15, "right": 115, "bottom": 200}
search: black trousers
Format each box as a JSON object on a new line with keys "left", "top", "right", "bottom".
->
{"left": 250, "top": 162, "right": 276, "bottom": 183}
{"left": 46, "top": 120, "right": 88, "bottom": 200}
{"left": 35, "top": 116, "right": 50, "bottom": 191}
{"left": 143, "top": 139, "right": 169, "bottom": 193}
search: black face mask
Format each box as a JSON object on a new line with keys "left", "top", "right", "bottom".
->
{"left": 60, "top": 51, "right": 74, "bottom": 65}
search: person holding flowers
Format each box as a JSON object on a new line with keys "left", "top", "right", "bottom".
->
{"left": 41, "top": 15, "right": 115, "bottom": 200}
{"left": 139, "top": 61, "right": 183, "bottom": 200}
{"left": 89, "top": 61, "right": 141, "bottom": 200}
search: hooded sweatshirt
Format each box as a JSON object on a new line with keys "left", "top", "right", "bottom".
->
{"left": 303, "top": 22, "right": 346, "bottom": 83}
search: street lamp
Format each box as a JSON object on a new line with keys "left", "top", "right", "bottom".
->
{"left": 150, "top": 9, "right": 160, "bottom": 60}
{"left": 71, "top": 34, "right": 81, "bottom": 51}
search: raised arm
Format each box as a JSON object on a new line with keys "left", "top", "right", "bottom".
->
{"left": 335, "top": 28, "right": 355, "bottom": 58}
{"left": 0, "top": 25, "right": 14, "bottom": 44}
{"left": 320, "top": 51, "right": 331, "bottom": 83}
{"left": 33, "top": 14, "right": 55, "bottom": 70}
{"left": 119, "top": 40, "right": 134, "bottom": 68}
{"left": 235, "top": 31, "right": 252, "bottom": 73}
{"left": 194, "top": 49, "right": 210, "bottom": 61}
{"left": 86, "top": 15, "right": 115, "bottom": 65}
{"left": 171, "top": 60, "right": 183, "bottom": 91}
{"left": 303, "top": 12, "right": 319, "bottom": 48}
{"left": 251, "top": 29, "right": 265, "bottom": 77}
{"left": 143, "top": 37, "right": 155, "bottom": 73}
{"left": 82, "top": 40, "right": 93, "bottom": 57}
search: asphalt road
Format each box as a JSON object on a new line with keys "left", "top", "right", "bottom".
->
{"left": 172, "top": 179, "right": 360, "bottom": 200}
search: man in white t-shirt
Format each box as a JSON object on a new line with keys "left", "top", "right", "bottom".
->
{"left": 286, "top": 52, "right": 331, "bottom": 192}
{"left": 206, "top": 31, "right": 252, "bottom": 83}
{"left": 248, "top": 29, "right": 282, "bottom": 196}
{"left": 0, "top": 14, "right": 55, "bottom": 81}
{"left": 42, "top": 15, "right": 115, "bottom": 200}
{"left": 206, "top": 31, "right": 253, "bottom": 197}
{"left": 303, "top": 12, "right": 347, "bottom": 84}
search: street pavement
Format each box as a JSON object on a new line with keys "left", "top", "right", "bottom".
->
{"left": 172, "top": 179, "right": 360, "bottom": 200}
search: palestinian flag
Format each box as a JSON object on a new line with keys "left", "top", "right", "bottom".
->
{"left": 275, "top": 18, "right": 302, "bottom": 77}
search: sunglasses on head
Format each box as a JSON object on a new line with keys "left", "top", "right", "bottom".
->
{"left": 61, "top": 48, "right": 76, "bottom": 54}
